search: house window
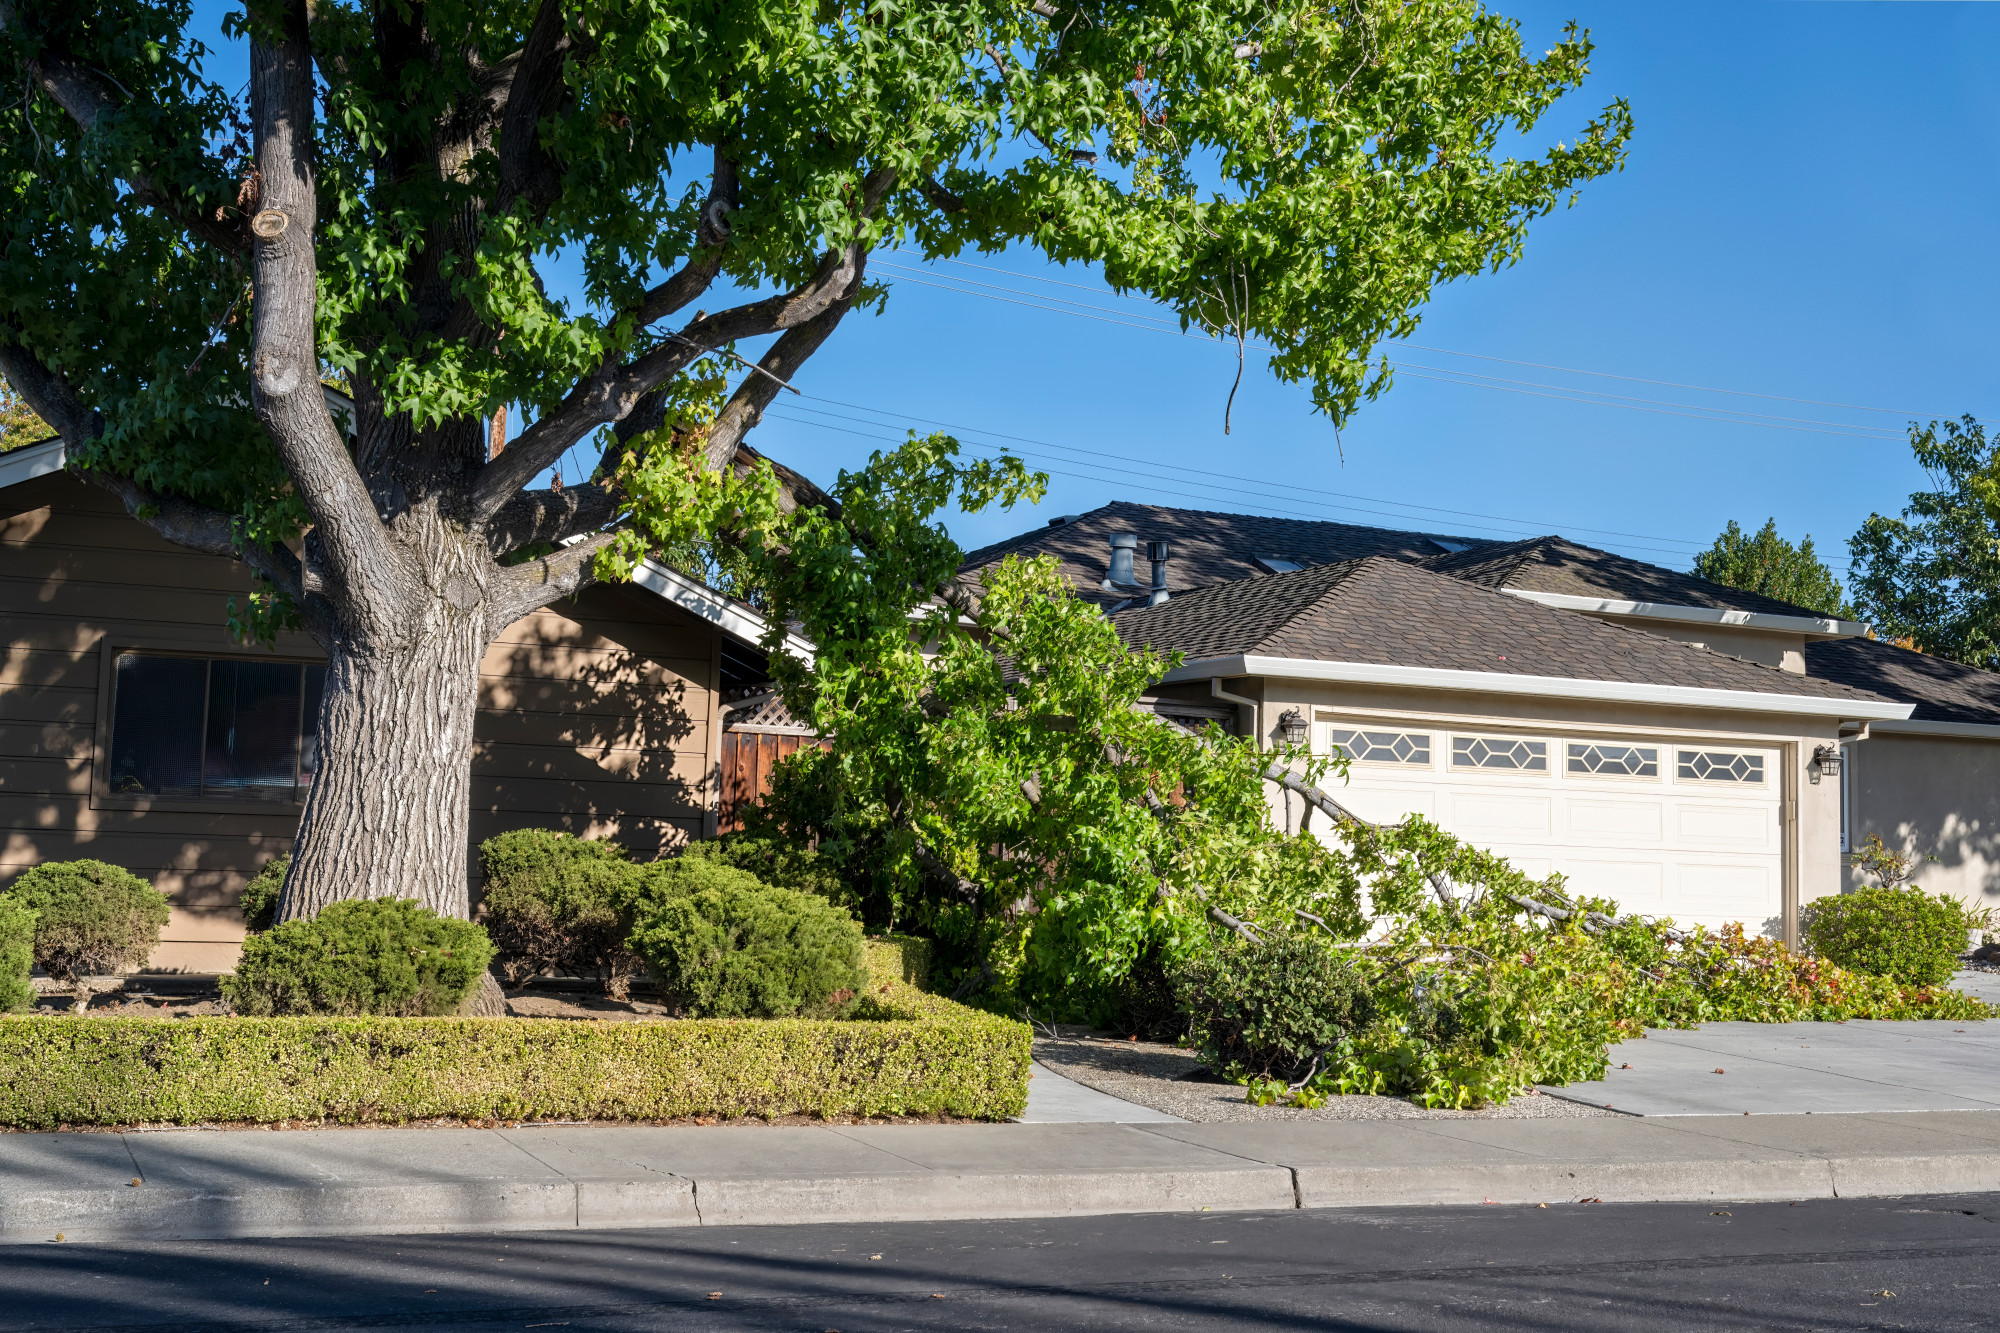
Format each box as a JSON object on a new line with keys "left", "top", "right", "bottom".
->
{"left": 1326, "top": 728, "right": 1431, "bottom": 766}
{"left": 1451, "top": 735, "right": 1547, "bottom": 772}
{"left": 1566, "top": 743, "right": 1659, "bottom": 778}
{"left": 106, "top": 653, "right": 325, "bottom": 801}
{"left": 1252, "top": 554, "right": 1308, "bottom": 574}
{"left": 1676, "top": 749, "right": 1765, "bottom": 784}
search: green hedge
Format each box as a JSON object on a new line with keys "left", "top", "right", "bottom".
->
{"left": 0, "top": 935, "right": 1026, "bottom": 1129}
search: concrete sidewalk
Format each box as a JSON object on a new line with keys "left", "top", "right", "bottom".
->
{"left": 12, "top": 1111, "right": 2000, "bottom": 1245}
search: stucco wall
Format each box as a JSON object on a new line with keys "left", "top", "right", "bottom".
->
{"left": 1844, "top": 729, "right": 2000, "bottom": 913}
{"left": 1576, "top": 615, "right": 1809, "bottom": 675}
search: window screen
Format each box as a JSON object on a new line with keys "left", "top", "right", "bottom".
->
{"left": 106, "top": 653, "right": 320, "bottom": 800}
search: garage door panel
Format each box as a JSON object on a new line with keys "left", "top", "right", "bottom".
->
{"left": 1675, "top": 801, "right": 1775, "bottom": 849}
{"left": 1332, "top": 787, "right": 1435, "bottom": 825}
{"left": 1675, "top": 862, "right": 1778, "bottom": 912}
{"left": 1562, "top": 859, "right": 1665, "bottom": 911}
{"left": 1449, "top": 793, "right": 1550, "bottom": 837}
{"left": 1566, "top": 798, "right": 1663, "bottom": 841}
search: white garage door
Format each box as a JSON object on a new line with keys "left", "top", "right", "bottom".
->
{"left": 1313, "top": 720, "right": 1783, "bottom": 935}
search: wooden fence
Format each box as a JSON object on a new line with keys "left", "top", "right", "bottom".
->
{"left": 717, "top": 730, "right": 828, "bottom": 834}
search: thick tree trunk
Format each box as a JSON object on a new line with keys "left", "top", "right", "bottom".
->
{"left": 278, "top": 576, "right": 489, "bottom": 923}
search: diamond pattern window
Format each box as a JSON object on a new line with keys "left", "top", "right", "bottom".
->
{"left": 1451, "top": 736, "right": 1548, "bottom": 772}
{"left": 1677, "top": 750, "right": 1766, "bottom": 784}
{"left": 1326, "top": 728, "right": 1431, "bottom": 766}
{"left": 1566, "top": 743, "right": 1659, "bottom": 778}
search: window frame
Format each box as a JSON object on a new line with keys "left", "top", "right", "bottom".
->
{"left": 1448, "top": 733, "right": 1550, "bottom": 774}
{"left": 1673, "top": 747, "right": 1769, "bottom": 787}
{"left": 91, "top": 637, "right": 328, "bottom": 814}
{"left": 1563, "top": 741, "right": 1662, "bottom": 782}
{"left": 1323, "top": 725, "right": 1433, "bottom": 768}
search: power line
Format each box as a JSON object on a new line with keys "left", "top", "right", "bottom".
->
{"left": 927, "top": 253, "right": 1970, "bottom": 422}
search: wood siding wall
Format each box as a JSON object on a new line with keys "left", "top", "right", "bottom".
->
{"left": 717, "top": 731, "right": 826, "bottom": 834}
{"left": 0, "top": 472, "right": 721, "bottom": 972}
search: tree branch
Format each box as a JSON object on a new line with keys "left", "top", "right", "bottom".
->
{"left": 247, "top": 1, "right": 404, "bottom": 629}
{"left": 482, "top": 483, "right": 620, "bottom": 557}
{"left": 488, "top": 529, "right": 618, "bottom": 627}
{"left": 0, "top": 1, "right": 246, "bottom": 255}
{"left": 0, "top": 337, "right": 97, "bottom": 444}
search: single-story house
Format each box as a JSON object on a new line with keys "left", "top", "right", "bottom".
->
{"left": 962, "top": 501, "right": 2000, "bottom": 939}
{"left": 0, "top": 437, "right": 805, "bottom": 972}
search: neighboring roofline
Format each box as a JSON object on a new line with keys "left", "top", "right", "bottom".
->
{"left": 1157, "top": 654, "right": 1915, "bottom": 722}
{"left": 1501, "top": 588, "right": 1868, "bottom": 639}
{"left": 1866, "top": 718, "right": 2000, "bottom": 740}
{"left": 630, "top": 558, "right": 815, "bottom": 662}
{"left": 0, "top": 436, "right": 67, "bottom": 489}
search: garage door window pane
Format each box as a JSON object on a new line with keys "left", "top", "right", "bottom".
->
{"left": 1677, "top": 750, "right": 1765, "bottom": 784}
{"left": 1327, "top": 728, "right": 1430, "bottom": 765}
{"left": 1567, "top": 743, "right": 1659, "bottom": 778}
{"left": 107, "top": 654, "right": 208, "bottom": 796}
{"left": 1451, "top": 736, "right": 1547, "bottom": 771}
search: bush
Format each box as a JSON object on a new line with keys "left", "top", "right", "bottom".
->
{"left": 681, "top": 834, "right": 848, "bottom": 906}
{"left": 0, "top": 940, "right": 1031, "bottom": 1128}
{"left": 223, "top": 898, "right": 496, "bottom": 1017}
{"left": 1, "top": 860, "right": 171, "bottom": 981}
{"left": 477, "top": 829, "right": 641, "bottom": 995}
{"left": 1176, "top": 933, "right": 1375, "bottom": 1083}
{"left": 0, "top": 898, "right": 35, "bottom": 1013}
{"left": 1803, "top": 886, "right": 1971, "bottom": 987}
{"left": 239, "top": 856, "right": 287, "bottom": 933}
{"left": 623, "top": 860, "right": 869, "bottom": 1018}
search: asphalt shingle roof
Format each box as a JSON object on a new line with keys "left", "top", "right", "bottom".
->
{"left": 1422, "top": 535, "right": 1844, "bottom": 620}
{"left": 958, "top": 501, "right": 1488, "bottom": 605}
{"left": 1112, "top": 556, "right": 1893, "bottom": 704}
{"left": 1804, "top": 638, "right": 2000, "bottom": 725}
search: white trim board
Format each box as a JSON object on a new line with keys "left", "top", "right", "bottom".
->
{"left": 1501, "top": 588, "right": 1869, "bottom": 639}
{"left": 0, "top": 436, "right": 66, "bottom": 490}
{"left": 1868, "top": 718, "right": 2000, "bottom": 740}
{"left": 1158, "top": 654, "right": 1915, "bottom": 722}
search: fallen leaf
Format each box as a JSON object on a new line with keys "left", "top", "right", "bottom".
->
{"left": 1711, "top": 1210, "right": 1732, "bottom": 1217}
{"left": 931, "top": 1294, "right": 946, "bottom": 1299}
{"left": 1578, "top": 1197, "right": 1602, "bottom": 1204}
{"left": 1536, "top": 1203, "right": 1548, "bottom": 1209}
{"left": 1619, "top": 1063, "right": 1632, "bottom": 1070}
{"left": 870, "top": 1254, "right": 883, "bottom": 1260}
{"left": 1713, "top": 1068, "right": 1726, "bottom": 1075}
{"left": 708, "top": 1292, "right": 722, "bottom": 1300}
{"left": 1483, "top": 1197, "right": 1498, "bottom": 1205}
{"left": 1873, "top": 1289, "right": 1895, "bottom": 1298}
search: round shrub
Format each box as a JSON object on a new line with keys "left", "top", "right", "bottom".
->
{"left": 680, "top": 834, "right": 847, "bottom": 906}
{"left": 0, "top": 897, "right": 36, "bottom": 1013}
{"left": 223, "top": 898, "right": 496, "bottom": 1016}
{"left": 1, "top": 860, "right": 171, "bottom": 981}
{"left": 623, "top": 860, "right": 868, "bottom": 1018}
{"left": 239, "top": 855, "right": 288, "bottom": 933}
{"left": 1803, "top": 886, "right": 1971, "bottom": 988}
{"left": 477, "top": 829, "right": 641, "bottom": 995}
{"left": 1176, "top": 933, "right": 1375, "bottom": 1083}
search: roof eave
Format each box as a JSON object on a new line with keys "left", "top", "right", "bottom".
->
{"left": 1158, "top": 654, "right": 1914, "bottom": 722}
{"left": 1502, "top": 588, "right": 1868, "bottom": 639}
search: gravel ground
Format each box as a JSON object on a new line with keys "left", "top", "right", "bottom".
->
{"left": 1032, "top": 1033, "right": 1616, "bottom": 1122}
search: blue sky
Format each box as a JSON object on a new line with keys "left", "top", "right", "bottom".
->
{"left": 192, "top": 2, "right": 2000, "bottom": 578}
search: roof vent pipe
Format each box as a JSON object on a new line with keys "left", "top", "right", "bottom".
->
{"left": 1147, "top": 540, "right": 1172, "bottom": 605}
{"left": 1107, "top": 533, "right": 1138, "bottom": 588}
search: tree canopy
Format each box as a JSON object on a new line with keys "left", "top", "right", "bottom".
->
{"left": 1691, "top": 518, "right": 1853, "bottom": 619}
{"left": 1850, "top": 417, "right": 2000, "bottom": 669}
{"left": 0, "top": 0, "right": 1632, "bottom": 916}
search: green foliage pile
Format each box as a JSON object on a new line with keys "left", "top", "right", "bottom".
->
{"left": 622, "top": 860, "right": 869, "bottom": 1019}
{"left": 1693, "top": 518, "right": 1852, "bottom": 618}
{"left": 0, "top": 860, "right": 170, "bottom": 982}
{"left": 1802, "top": 887, "right": 1971, "bottom": 988}
{"left": 0, "top": 897, "right": 35, "bottom": 1013}
{"left": 239, "top": 856, "right": 287, "bottom": 934}
{"left": 478, "top": 830, "right": 642, "bottom": 996}
{"left": 1177, "top": 934, "right": 1374, "bottom": 1086}
{"left": 0, "top": 937, "right": 1028, "bottom": 1129}
{"left": 223, "top": 899, "right": 495, "bottom": 1017}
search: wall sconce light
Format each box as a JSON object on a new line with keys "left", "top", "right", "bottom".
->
{"left": 1278, "top": 707, "right": 1309, "bottom": 747}
{"left": 1810, "top": 743, "right": 1843, "bottom": 785}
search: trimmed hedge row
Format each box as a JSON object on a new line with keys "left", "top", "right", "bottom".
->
{"left": 0, "top": 936, "right": 1027, "bottom": 1129}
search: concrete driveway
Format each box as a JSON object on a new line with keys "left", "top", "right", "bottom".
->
{"left": 1543, "top": 970, "right": 2000, "bottom": 1116}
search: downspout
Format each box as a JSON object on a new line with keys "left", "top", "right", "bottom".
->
{"left": 1209, "top": 678, "right": 1260, "bottom": 747}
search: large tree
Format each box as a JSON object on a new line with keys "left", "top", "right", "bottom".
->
{"left": 1692, "top": 518, "right": 1853, "bottom": 619}
{"left": 1850, "top": 417, "right": 2000, "bottom": 669}
{"left": 0, "top": 0, "right": 1630, "bottom": 923}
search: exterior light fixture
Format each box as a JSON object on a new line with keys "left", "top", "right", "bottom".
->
{"left": 1278, "top": 707, "right": 1309, "bottom": 747}
{"left": 1810, "top": 743, "right": 1843, "bottom": 785}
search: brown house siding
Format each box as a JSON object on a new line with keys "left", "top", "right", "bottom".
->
{"left": 1, "top": 472, "right": 721, "bottom": 972}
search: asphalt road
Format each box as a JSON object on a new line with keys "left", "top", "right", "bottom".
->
{"left": 6, "top": 1194, "right": 2000, "bottom": 1332}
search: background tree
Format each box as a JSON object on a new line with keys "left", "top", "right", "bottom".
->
{"left": 0, "top": 377, "right": 48, "bottom": 452}
{"left": 1691, "top": 518, "right": 1853, "bottom": 618}
{"left": 0, "top": 0, "right": 1630, "bottom": 923}
{"left": 1849, "top": 417, "right": 2000, "bottom": 669}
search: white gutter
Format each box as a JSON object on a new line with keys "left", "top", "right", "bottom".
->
{"left": 1868, "top": 718, "right": 2000, "bottom": 740}
{"left": 0, "top": 436, "right": 66, "bottom": 489}
{"left": 1501, "top": 588, "right": 1868, "bottom": 639}
{"left": 1159, "top": 654, "right": 1915, "bottom": 722}
{"left": 631, "top": 558, "right": 815, "bottom": 663}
